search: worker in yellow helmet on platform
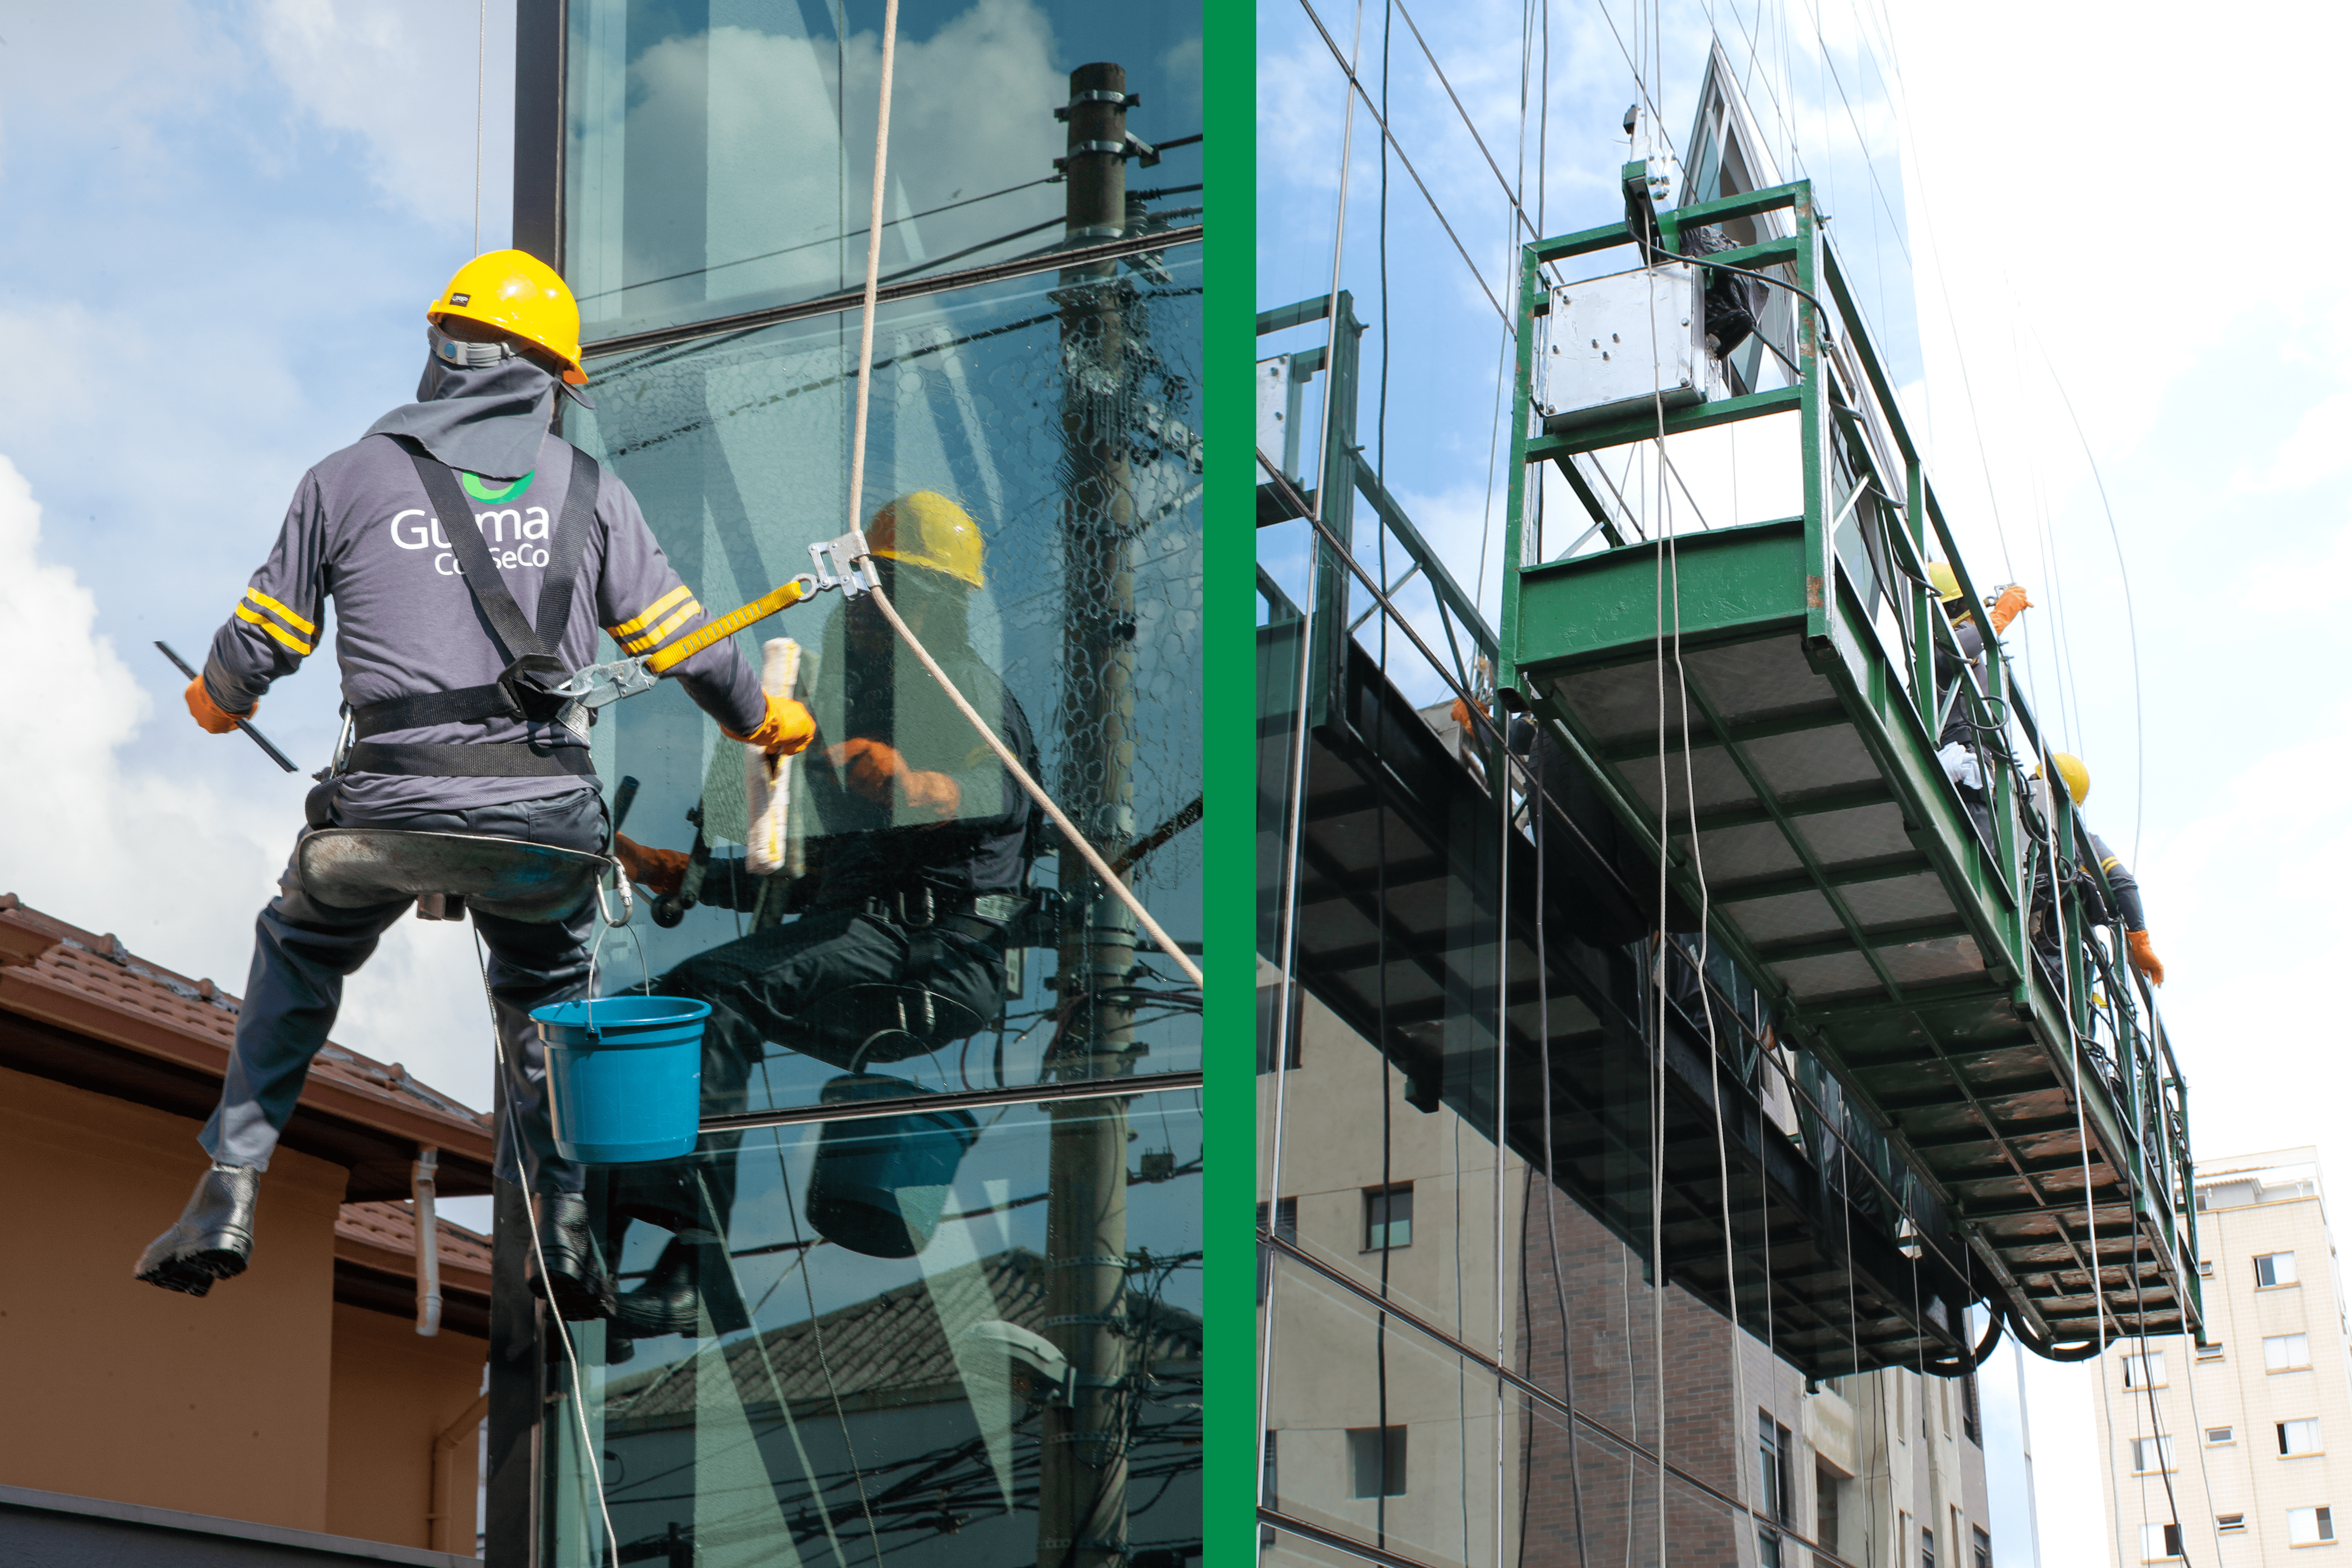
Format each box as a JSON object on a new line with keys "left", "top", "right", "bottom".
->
{"left": 137, "top": 252, "right": 812, "bottom": 1314}
{"left": 2032, "top": 753, "right": 2166, "bottom": 987}
{"left": 1929, "top": 560, "right": 2034, "bottom": 852}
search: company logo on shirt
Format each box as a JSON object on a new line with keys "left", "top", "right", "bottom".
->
{"left": 387, "top": 468, "right": 554, "bottom": 575}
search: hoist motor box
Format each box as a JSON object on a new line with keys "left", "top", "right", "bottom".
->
{"left": 1537, "top": 264, "right": 1713, "bottom": 433}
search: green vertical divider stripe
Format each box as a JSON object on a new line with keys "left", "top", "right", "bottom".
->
{"left": 1200, "top": 0, "right": 1257, "bottom": 1558}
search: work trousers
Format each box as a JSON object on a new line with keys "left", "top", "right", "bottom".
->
{"left": 201, "top": 789, "right": 607, "bottom": 1194}
{"left": 603, "top": 904, "right": 1007, "bottom": 1235}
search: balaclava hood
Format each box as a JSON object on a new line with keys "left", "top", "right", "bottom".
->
{"left": 363, "top": 328, "right": 561, "bottom": 480}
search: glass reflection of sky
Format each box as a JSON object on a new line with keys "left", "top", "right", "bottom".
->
{"left": 568, "top": 0, "right": 1204, "bottom": 342}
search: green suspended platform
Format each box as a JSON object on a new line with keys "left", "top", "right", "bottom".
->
{"left": 1495, "top": 177, "right": 2200, "bottom": 1357}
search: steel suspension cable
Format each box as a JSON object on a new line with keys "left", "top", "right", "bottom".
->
{"left": 1294, "top": 0, "right": 1512, "bottom": 324}
{"left": 1259, "top": 0, "right": 1372, "bottom": 1539}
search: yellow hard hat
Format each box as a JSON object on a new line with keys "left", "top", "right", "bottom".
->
{"left": 1927, "top": 561, "right": 1962, "bottom": 603}
{"left": 867, "top": 491, "right": 985, "bottom": 591}
{"left": 2034, "top": 752, "right": 2090, "bottom": 806}
{"left": 427, "top": 250, "right": 588, "bottom": 386}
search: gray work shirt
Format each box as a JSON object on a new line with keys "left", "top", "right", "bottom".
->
{"left": 203, "top": 430, "right": 764, "bottom": 813}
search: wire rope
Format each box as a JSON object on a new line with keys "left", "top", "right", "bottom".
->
{"left": 1383, "top": 0, "right": 1540, "bottom": 244}
{"left": 472, "top": 0, "right": 485, "bottom": 258}
{"left": 467, "top": 928, "right": 619, "bottom": 1568}
{"left": 1258, "top": 0, "right": 1371, "bottom": 1542}
{"left": 1293, "top": 0, "right": 1512, "bottom": 326}
{"left": 1531, "top": 712, "right": 1594, "bottom": 1567}
{"left": 1646, "top": 229, "right": 1756, "bottom": 1568}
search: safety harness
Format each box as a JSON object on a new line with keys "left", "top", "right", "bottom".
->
{"left": 343, "top": 439, "right": 602, "bottom": 779}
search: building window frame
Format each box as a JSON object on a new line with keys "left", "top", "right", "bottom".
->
{"left": 2288, "top": 1505, "right": 2337, "bottom": 1547}
{"left": 2269, "top": 1332, "right": 2315, "bottom": 1372}
{"left": 2281, "top": 1418, "right": 2325, "bottom": 1458}
{"left": 1346, "top": 1426, "right": 1408, "bottom": 1499}
{"left": 1362, "top": 1183, "right": 1413, "bottom": 1252}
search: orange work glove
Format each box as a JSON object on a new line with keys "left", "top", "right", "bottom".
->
{"left": 825, "top": 737, "right": 961, "bottom": 821}
{"left": 612, "top": 833, "right": 690, "bottom": 898}
{"left": 2127, "top": 928, "right": 2165, "bottom": 987}
{"left": 184, "top": 675, "right": 253, "bottom": 735}
{"left": 1988, "top": 584, "right": 2033, "bottom": 635}
{"left": 721, "top": 694, "right": 815, "bottom": 756}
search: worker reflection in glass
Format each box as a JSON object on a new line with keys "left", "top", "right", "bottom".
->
{"left": 1927, "top": 562, "right": 2031, "bottom": 852}
{"left": 610, "top": 492, "right": 1039, "bottom": 1337}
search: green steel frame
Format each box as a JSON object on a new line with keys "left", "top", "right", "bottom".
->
{"left": 1494, "top": 178, "right": 2200, "bottom": 1357}
{"left": 1259, "top": 294, "right": 2043, "bottom": 1378}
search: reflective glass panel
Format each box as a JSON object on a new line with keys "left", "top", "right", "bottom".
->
{"left": 565, "top": 0, "right": 1206, "bottom": 343}
{"left": 570, "top": 253, "right": 1203, "bottom": 1116}
{"left": 545, "top": 1090, "right": 1204, "bottom": 1564}
{"left": 1260, "top": 1252, "right": 1500, "bottom": 1568}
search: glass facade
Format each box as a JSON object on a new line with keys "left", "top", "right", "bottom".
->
{"left": 565, "top": 0, "right": 1204, "bottom": 343}
{"left": 510, "top": 4, "right": 1207, "bottom": 1563}
{"left": 1252, "top": 15, "right": 2011, "bottom": 1568}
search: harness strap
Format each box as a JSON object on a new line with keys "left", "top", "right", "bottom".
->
{"left": 345, "top": 740, "right": 596, "bottom": 778}
{"left": 402, "top": 442, "right": 545, "bottom": 659}
{"left": 351, "top": 683, "right": 511, "bottom": 737}
{"left": 349, "top": 439, "right": 606, "bottom": 749}
{"left": 533, "top": 445, "right": 601, "bottom": 652}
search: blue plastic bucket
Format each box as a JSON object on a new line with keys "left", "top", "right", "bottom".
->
{"left": 806, "top": 1074, "right": 980, "bottom": 1258}
{"left": 531, "top": 995, "right": 711, "bottom": 1163}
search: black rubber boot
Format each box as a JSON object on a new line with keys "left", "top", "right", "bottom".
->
{"left": 533, "top": 1192, "right": 617, "bottom": 1322}
{"left": 615, "top": 1237, "right": 706, "bottom": 1338}
{"left": 135, "top": 1163, "right": 260, "bottom": 1296}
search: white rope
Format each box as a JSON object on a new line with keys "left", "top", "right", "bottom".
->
{"left": 472, "top": 0, "right": 485, "bottom": 257}
{"left": 830, "top": 0, "right": 1199, "bottom": 995}
{"left": 468, "top": 929, "right": 618, "bottom": 1568}
{"left": 862, "top": 585, "right": 1201, "bottom": 990}
{"left": 1259, "top": 4, "right": 1374, "bottom": 1547}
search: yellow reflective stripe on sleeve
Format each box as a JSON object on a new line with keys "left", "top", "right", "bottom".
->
{"left": 235, "top": 603, "right": 313, "bottom": 656}
{"left": 606, "top": 584, "right": 692, "bottom": 640}
{"left": 2100, "top": 856, "right": 2122, "bottom": 872}
{"left": 622, "top": 600, "right": 702, "bottom": 654}
{"left": 243, "top": 586, "right": 317, "bottom": 637}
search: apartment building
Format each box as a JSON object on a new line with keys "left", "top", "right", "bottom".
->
{"left": 2099, "top": 1150, "right": 2352, "bottom": 1565}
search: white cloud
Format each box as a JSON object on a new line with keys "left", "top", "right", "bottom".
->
{"left": 251, "top": 0, "right": 515, "bottom": 237}
{"left": 0, "top": 2, "right": 238, "bottom": 177}
{"left": 0, "top": 453, "right": 497, "bottom": 1117}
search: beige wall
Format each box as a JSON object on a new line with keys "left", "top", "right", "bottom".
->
{"left": 1259, "top": 986, "right": 1524, "bottom": 1567}
{"left": 0, "top": 1063, "right": 344, "bottom": 1529}
{"left": 2099, "top": 1151, "right": 2352, "bottom": 1567}
{"left": 326, "top": 1301, "right": 484, "bottom": 1550}
{"left": 0, "top": 1061, "right": 486, "bottom": 1554}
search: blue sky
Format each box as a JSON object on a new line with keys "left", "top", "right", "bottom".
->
{"left": 1257, "top": 1, "right": 2352, "bottom": 1565}
{"left": 0, "top": 0, "right": 521, "bottom": 1224}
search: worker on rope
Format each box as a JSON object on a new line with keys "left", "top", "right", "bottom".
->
{"left": 607, "top": 492, "right": 1040, "bottom": 1338}
{"left": 2028, "top": 753, "right": 2166, "bottom": 990}
{"left": 136, "top": 253, "right": 812, "bottom": 1315}
{"left": 1927, "top": 561, "right": 2031, "bottom": 848}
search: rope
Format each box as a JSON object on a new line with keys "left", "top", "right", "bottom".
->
{"left": 472, "top": 0, "right": 485, "bottom": 257}
{"left": 1258, "top": 0, "right": 1371, "bottom": 1539}
{"left": 822, "top": 0, "right": 1197, "bottom": 992}
{"left": 467, "top": 927, "right": 618, "bottom": 1568}
{"left": 797, "top": 19, "right": 908, "bottom": 1563}
{"left": 1646, "top": 241, "right": 1756, "bottom": 1562}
